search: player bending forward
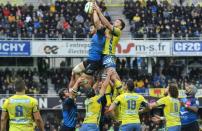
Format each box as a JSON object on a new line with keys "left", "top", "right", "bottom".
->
{"left": 80, "top": 69, "right": 115, "bottom": 131}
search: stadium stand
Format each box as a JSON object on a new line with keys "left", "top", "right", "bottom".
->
{"left": 0, "top": 68, "right": 48, "bottom": 94}
{"left": 0, "top": 0, "right": 109, "bottom": 39}
{"left": 1, "top": 59, "right": 202, "bottom": 95}
{"left": 124, "top": 0, "right": 202, "bottom": 39}
{"left": 1, "top": 0, "right": 202, "bottom": 131}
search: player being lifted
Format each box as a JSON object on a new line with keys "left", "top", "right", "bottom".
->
{"left": 1, "top": 78, "right": 44, "bottom": 131}
{"left": 93, "top": 2, "right": 125, "bottom": 78}
{"left": 92, "top": 2, "right": 125, "bottom": 106}
{"left": 69, "top": 6, "right": 106, "bottom": 89}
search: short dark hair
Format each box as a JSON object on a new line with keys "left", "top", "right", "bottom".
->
{"left": 126, "top": 79, "right": 134, "bottom": 92}
{"left": 58, "top": 88, "right": 67, "bottom": 101}
{"left": 118, "top": 19, "right": 125, "bottom": 30}
{"left": 169, "top": 84, "right": 179, "bottom": 98}
{"left": 15, "top": 78, "right": 26, "bottom": 92}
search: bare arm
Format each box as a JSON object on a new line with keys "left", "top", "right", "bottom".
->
{"left": 186, "top": 106, "right": 198, "bottom": 113}
{"left": 93, "top": 10, "right": 102, "bottom": 29}
{"left": 33, "top": 111, "right": 45, "bottom": 131}
{"left": 99, "top": 70, "right": 115, "bottom": 96}
{"left": 1, "top": 111, "right": 8, "bottom": 131}
{"left": 93, "top": 3, "right": 113, "bottom": 31}
{"left": 149, "top": 102, "right": 158, "bottom": 110}
{"left": 181, "top": 101, "right": 199, "bottom": 113}
{"left": 107, "top": 102, "right": 117, "bottom": 113}
{"left": 70, "top": 77, "right": 85, "bottom": 98}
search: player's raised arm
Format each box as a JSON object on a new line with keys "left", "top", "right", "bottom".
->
{"left": 93, "top": 2, "right": 113, "bottom": 31}
{"left": 92, "top": 8, "right": 102, "bottom": 29}
{"left": 70, "top": 77, "right": 85, "bottom": 97}
{"left": 99, "top": 69, "right": 115, "bottom": 96}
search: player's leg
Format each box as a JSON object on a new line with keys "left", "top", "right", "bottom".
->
{"left": 102, "top": 55, "right": 121, "bottom": 107}
{"left": 81, "top": 60, "right": 102, "bottom": 90}
{"left": 102, "top": 55, "right": 121, "bottom": 81}
{"left": 69, "top": 62, "right": 85, "bottom": 88}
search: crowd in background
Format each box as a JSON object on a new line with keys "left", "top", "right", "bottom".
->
{"left": 124, "top": 0, "right": 202, "bottom": 39}
{"left": 0, "top": 0, "right": 109, "bottom": 39}
{"left": 0, "top": 68, "right": 48, "bottom": 94}
{"left": 1, "top": 57, "right": 202, "bottom": 95}
{"left": 116, "top": 57, "right": 202, "bottom": 90}
{"left": 1, "top": 0, "right": 201, "bottom": 39}
{"left": 49, "top": 68, "right": 71, "bottom": 93}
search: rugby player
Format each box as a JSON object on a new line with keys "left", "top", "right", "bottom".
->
{"left": 180, "top": 84, "right": 199, "bottom": 131}
{"left": 1, "top": 78, "right": 44, "bottom": 131}
{"left": 80, "top": 69, "right": 115, "bottom": 131}
{"left": 58, "top": 77, "right": 85, "bottom": 131}
{"left": 93, "top": 2, "right": 125, "bottom": 107}
{"left": 150, "top": 84, "right": 181, "bottom": 131}
{"left": 69, "top": 7, "right": 106, "bottom": 89}
{"left": 106, "top": 79, "right": 148, "bottom": 131}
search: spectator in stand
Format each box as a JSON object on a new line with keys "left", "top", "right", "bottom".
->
{"left": 124, "top": 0, "right": 202, "bottom": 39}
{"left": 0, "top": 0, "right": 110, "bottom": 39}
{"left": 0, "top": 68, "right": 48, "bottom": 94}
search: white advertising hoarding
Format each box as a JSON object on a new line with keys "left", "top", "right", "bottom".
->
{"left": 117, "top": 40, "right": 171, "bottom": 57}
{"left": 31, "top": 40, "right": 171, "bottom": 57}
{"left": 32, "top": 41, "right": 90, "bottom": 57}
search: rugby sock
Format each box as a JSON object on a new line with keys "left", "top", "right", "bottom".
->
{"left": 105, "top": 84, "right": 112, "bottom": 106}
{"left": 114, "top": 80, "right": 122, "bottom": 89}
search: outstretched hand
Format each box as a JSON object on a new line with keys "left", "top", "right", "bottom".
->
{"left": 107, "top": 69, "right": 115, "bottom": 76}
{"left": 93, "top": 2, "right": 101, "bottom": 13}
{"left": 77, "top": 77, "right": 86, "bottom": 85}
{"left": 151, "top": 115, "right": 163, "bottom": 124}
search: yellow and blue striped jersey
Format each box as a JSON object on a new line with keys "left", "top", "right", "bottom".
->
{"left": 102, "top": 27, "right": 121, "bottom": 55}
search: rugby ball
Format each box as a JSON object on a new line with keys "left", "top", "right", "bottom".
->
{"left": 84, "top": 2, "right": 93, "bottom": 14}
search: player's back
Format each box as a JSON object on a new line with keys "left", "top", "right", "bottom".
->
{"left": 2, "top": 94, "right": 39, "bottom": 131}
{"left": 88, "top": 29, "right": 106, "bottom": 61}
{"left": 114, "top": 92, "right": 146, "bottom": 125}
{"left": 157, "top": 96, "right": 181, "bottom": 127}
{"left": 83, "top": 95, "right": 102, "bottom": 124}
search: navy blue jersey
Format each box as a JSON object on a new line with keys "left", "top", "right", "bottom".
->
{"left": 62, "top": 98, "right": 77, "bottom": 128}
{"left": 180, "top": 97, "right": 199, "bottom": 125}
{"left": 88, "top": 28, "right": 106, "bottom": 61}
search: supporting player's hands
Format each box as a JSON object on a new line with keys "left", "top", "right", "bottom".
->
{"left": 76, "top": 77, "right": 86, "bottom": 85}
{"left": 107, "top": 69, "right": 115, "bottom": 77}
{"left": 151, "top": 115, "right": 161, "bottom": 124}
